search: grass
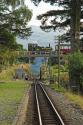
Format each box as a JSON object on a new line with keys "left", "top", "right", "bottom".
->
{"left": 0, "top": 80, "right": 30, "bottom": 125}
{"left": 49, "top": 83, "right": 83, "bottom": 109}
{"left": 49, "top": 83, "right": 66, "bottom": 93}
{"left": 65, "top": 92, "right": 83, "bottom": 109}
{"left": 0, "top": 65, "right": 16, "bottom": 80}
{"left": 48, "top": 64, "right": 83, "bottom": 108}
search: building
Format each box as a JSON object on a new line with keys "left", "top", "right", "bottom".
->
{"left": 28, "top": 43, "right": 52, "bottom": 55}
{"left": 55, "top": 42, "right": 71, "bottom": 54}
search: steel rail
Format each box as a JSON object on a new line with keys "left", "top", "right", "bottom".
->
{"left": 35, "top": 84, "right": 43, "bottom": 125}
{"left": 39, "top": 83, "right": 65, "bottom": 125}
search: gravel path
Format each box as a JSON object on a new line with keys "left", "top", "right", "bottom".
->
{"left": 44, "top": 85, "right": 83, "bottom": 125}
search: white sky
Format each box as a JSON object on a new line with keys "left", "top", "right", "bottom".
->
{"left": 25, "top": 0, "right": 59, "bottom": 26}
{"left": 17, "top": 0, "right": 65, "bottom": 49}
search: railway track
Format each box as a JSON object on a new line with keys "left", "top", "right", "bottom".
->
{"left": 34, "top": 82, "right": 66, "bottom": 125}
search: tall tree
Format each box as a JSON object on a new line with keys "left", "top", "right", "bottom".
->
{"left": 0, "top": 1, "right": 32, "bottom": 38}
{"left": 71, "top": 0, "right": 81, "bottom": 52}
{"left": 32, "top": 0, "right": 83, "bottom": 88}
{"left": 32, "top": 0, "right": 83, "bottom": 52}
{"left": 0, "top": 0, "right": 32, "bottom": 67}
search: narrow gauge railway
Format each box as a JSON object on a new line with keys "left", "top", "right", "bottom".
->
{"left": 34, "top": 82, "right": 66, "bottom": 125}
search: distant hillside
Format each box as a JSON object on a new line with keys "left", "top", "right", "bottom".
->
{"left": 16, "top": 25, "right": 57, "bottom": 50}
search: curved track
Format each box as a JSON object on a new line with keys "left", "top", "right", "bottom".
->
{"left": 35, "top": 83, "right": 66, "bottom": 125}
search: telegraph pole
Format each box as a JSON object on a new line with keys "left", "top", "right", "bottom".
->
{"left": 40, "top": 66, "right": 42, "bottom": 80}
{"left": 49, "top": 57, "right": 50, "bottom": 84}
{"left": 48, "top": 47, "right": 51, "bottom": 84}
{"left": 58, "top": 36, "right": 61, "bottom": 88}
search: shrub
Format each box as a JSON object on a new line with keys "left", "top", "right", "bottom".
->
{"left": 69, "top": 52, "right": 83, "bottom": 87}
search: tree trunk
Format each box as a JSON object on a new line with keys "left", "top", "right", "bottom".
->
{"left": 69, "top": 0, "right": 81, "bottom": 89}
{"left": 70, "top": 0, "right": 81, "bottom": 52}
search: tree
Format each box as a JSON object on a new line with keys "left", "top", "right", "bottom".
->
{"left": 0, "top": 1, "right": 32, "bottom": 38}
{"left": 32, "top": 0, "right": 83, "bottom": 88}
{"left": 32, "top": 0, "right": 83, "bottom": 52}
{"left": 69, "top": 52, "right": 83, "bottom": 92}
{"left": 70, "top": 0, "right": 81, "bottom": 52}
{"left": 0, "top": 0, "right": 32, "bottom": 68}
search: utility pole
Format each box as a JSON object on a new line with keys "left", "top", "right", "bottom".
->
{"left": 58, "top": 36, "right": 61, "bottom": 88}
{"left": 48, "top": 57, "right": 50, "bottom": 84}
{"left": 48, "top": 47, "right": 51, "bottom": 84}
{"left": 40, "top": 66, "right": 42, "bottom": 80}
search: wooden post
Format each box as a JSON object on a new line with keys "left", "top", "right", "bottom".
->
{"left": 40, "top": 67, "right": 42, "bottom": 80}
{"left": 58, "top": 36, "right": 60, "bottom": 88}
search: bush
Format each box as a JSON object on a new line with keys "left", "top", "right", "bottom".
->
{"left": 69, "top": 52, "right": 83, "bottom": 87}
{"left": 69, "top": 52, "right": 83, "bottom": 71}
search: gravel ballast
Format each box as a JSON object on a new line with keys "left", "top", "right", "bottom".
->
{"left": 23, "top": 84, "right": 83, "bottom": 125}
{"left": 44, "top": 85, "right": 83, "bottom": 125}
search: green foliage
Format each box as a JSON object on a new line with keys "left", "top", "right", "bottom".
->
{"left": 69, "top": 52, "right": 83, "bottom": 85}
{"left": 0, "top": 65, "right": 16, "bottom": 80}
{"left": 49, "top": 83, "right": 83, "bottom": 108}
{"left": 69, "top": 52, "right": 83, "bottom": 71}
{"left": 0, "top": 1, "right": 32, "bottom": 68}
{"left": 4, "top": 0, "right": 23, "bottom": 7}
{"left": 0, "top": 3, "right": 32, "bottom": 37}
{"left": 0, "top": 31, "right": 16, "bottom": 49}
{"left": 16, "top": 44, "right": 23, "bottom": 50}
{"left": 49, "top": 83, "right": 66, "bottom": 93}
{"left": 17, "top": 57, "right": 29, "bottom": 63}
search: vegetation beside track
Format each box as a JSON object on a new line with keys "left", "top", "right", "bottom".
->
{"left": 0, "top": 65, "right": 17, "bottom": 80}
{"left": 42, "top": 58, "right": 83, "bottom": 109}
{"left": 0, "top": 80, "right": 30, "bottom": 125}
{"left": 0, "top": 63, "right": 31, "bottom": 125}
{"left": 49, "top": 84, "right": 83, "bottom": 109}
{"left": 0, "top": 63, "right": 31, "bottom": 81}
